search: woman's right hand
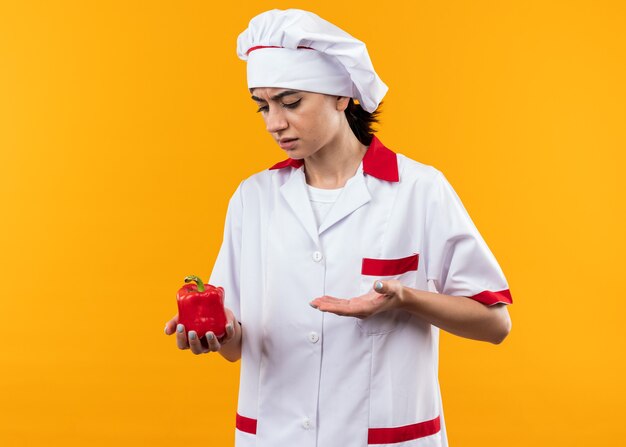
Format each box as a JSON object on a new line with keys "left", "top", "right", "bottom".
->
{"left": 164, "top": 307, "right": 242, "bottom": 358}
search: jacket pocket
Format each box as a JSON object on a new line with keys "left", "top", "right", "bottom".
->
{"left": 357, "top": 254, "right": 419, "bottom": 335}
{"left": 361, "top": 254, "right": 419, "bottom": 276}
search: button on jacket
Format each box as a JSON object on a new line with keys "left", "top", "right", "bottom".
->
{"left": 210, "top": 136, "right": 512, "bottom": 447}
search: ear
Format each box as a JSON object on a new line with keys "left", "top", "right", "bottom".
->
{"left": 336, "top": 96, "right": 350, "bottom": 112}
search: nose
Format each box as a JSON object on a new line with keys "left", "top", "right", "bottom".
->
{"left": 264, "top": 107, "right": 288, "bottom": 133}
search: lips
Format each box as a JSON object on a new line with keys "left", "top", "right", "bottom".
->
{"left": 278, "top": 138, "right": 298, "bottom": 150}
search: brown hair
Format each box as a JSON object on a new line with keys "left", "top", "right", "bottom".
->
{"left": 344, "top": 98, "right": 382, "bottom": 145}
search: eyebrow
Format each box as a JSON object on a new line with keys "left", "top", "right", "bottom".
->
{"left": 250, "top": 90, "right": 300, "bottom": 102}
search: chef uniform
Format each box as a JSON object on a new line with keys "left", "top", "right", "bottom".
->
{"left": 209, "top": 9, "right": 513, "bottom": 447}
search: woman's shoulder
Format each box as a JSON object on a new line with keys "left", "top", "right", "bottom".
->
{"left": 396, "top": 153, "right": 444, "bottom": 186}
{"left": 232, "top": 164, "right": 288, "bottom": 200}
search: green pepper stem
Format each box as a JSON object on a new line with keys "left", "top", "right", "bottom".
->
{"left": 184, "top": 275, "right": 205, "bottom": 292}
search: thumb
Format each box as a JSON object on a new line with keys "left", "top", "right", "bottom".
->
{"left": 164, "top": 314, "right": 179, "bottom": 335}
{"left": 373, "top": 279, "right": 403, "bottom": 296}
{"left": 373, "top": 280, "right": 387, "bottom": 293}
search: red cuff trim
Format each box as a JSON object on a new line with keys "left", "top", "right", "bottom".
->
{"left": 362, "top": 254, "right": 419, "bottom": 276}
{"left": 236, "top": 413, "right": 257, "bottom": 435}
{"left": 469, "top": 289, "right": 513, "bottom": 306}
{"left": 368, "top": 416, "right": 441, "bottom": 444}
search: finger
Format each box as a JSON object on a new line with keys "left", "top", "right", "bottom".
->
{"left": 224, "top": 307, "right": 236, "bottom": 320}
{"left": 164, "top": 314, "right": 179, "bottom": 335}
{"left": 310, "top": 296, "right": 349, "bottom": 308}
{"left": 372, "top": 280, "right": 401, "bottom": 297}
{"left": 176, "top": 324, "right": 190, "bottom": 350}
{"left": 382, "top": 279, "right": 403, "bottom": 297}
{"left": 313, "top": 300, "right": 355, "bottom": 316}
{"left": 373, "top": 280, "right": 386, "bottom": 293}
{"left": 205, "top": 331, "right": 221, "bottom": 352}
{"left": 188, "top": 331, "right": 208, "bottom": 355}
{"left": 219, "top": 308, "right": 239, "bottom": 344}
{"left": 222, "top": 321, "right": 235, "bottom": 343}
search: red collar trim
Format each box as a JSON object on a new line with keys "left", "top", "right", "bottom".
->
{"left": 268, "top": 135, "right": 399, "bottom": 182}
{"left": 269, "top": 157, "right": 304, "bottom": 170}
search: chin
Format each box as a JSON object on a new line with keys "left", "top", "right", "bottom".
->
{"left": 284, "top": 148, "right": 307, "bottom": 159}
{"left": 288, "top": 146, "right": 320, "bottom": 160}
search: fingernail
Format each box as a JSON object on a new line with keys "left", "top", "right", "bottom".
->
{"left": 207, "top": 333, "right": 214, "bottom": 340}
{"left": 226, "top": 323, "right": 233, "bottom": 332}
{"left": 309, "top": 302, "right": 318, "bottom": 309}
{"left": 176, "top": 324, "right": 183, "bottom": 333}
{"left": 189, "top": 331, "right": 196, "bottom": 340}
{"left": 375, "top": 281, "right": 383, "bottom": 291}
{"left": 164, "top": 324, "right": 168, "bottom": 334}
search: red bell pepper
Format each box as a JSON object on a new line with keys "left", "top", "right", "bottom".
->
{"left": 176, "top": 275, "right": 227, "bottom": 341}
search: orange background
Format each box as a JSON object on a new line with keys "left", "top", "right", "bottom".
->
{"left": 1, "top": 1, "right": 625, "bottom": 445}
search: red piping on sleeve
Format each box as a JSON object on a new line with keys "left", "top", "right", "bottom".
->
{"left": 236, "top": 413, "right": 257, "bottom": 435}
{"left": 469, "top": 289, "right": 513, "bottom": 306}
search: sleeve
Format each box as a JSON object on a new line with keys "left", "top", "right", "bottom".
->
{"left": 209, "top": 182, "right": 244, "bottom": 321}
{"left": 423, "top": 171, "right": 513, "bottom": 306}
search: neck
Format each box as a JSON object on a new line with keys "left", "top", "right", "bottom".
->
{"left": 303, "top": 128, "right": 367, "bottom": 189}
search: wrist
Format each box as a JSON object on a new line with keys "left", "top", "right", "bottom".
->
{"left": 396, "top": 285, "right": 428, "bottom": 314}
{"left": 396, "top": 284, "right": 410, "bottom": 310}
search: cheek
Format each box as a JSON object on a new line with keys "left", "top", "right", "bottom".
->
{"left": 294, "top": 112, "right": 322, "bottom": 138}
{"left": 311, "top": 116, "right": 335, "bottom": 144}
{"left": 291, "top": 101, "right": 341, "bottom": 144}
{"left": 308, "top": 108, "right": 340, "bottom": 135}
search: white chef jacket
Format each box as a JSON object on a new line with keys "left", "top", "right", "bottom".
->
{"left": 209, "top": 136, "right": 512, "bottom": 447}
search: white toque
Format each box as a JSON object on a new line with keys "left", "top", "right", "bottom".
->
{"left": 237, "top": 9, "right": 388, "bottom": 113}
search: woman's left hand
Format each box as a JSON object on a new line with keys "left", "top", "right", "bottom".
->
{"left": 310, "top": 280, "right": 404, "bottom": 319}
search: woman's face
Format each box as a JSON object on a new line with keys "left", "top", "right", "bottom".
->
{"left": 250, "top": 88, "right": 350, "bottom": 159}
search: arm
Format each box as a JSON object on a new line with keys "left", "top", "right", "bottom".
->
{"left": 164, "top": 184, "right": 246, "bottom": 361}
{"left": 310, "top": 279, "right": 512, "bottom": 344}
{"left": 399, "top": 283, "right": 511, "bottom": 344}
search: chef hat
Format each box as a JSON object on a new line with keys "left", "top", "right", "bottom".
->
{"left": 236, "top": 9, "right": 388, "bottom": 113}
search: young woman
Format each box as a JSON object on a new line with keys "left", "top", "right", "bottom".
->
{"left": 165, "top": 9, "right": 512, "bottom": 447}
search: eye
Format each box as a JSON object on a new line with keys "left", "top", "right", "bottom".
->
{"left": 282, "top": 98, "right": 301, "bottom": 109}
{"left": 256, "top": 104, "right": 268, "bottom": 113}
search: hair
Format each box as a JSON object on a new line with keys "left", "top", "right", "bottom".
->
{"left": 344, "top": 98, "right": 382, "bottom": 146}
